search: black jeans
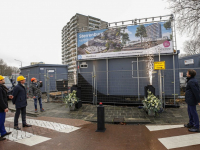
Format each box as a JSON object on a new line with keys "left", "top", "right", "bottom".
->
{"left": 188, "top": 105, "right": 199, "bottom": 128}
{"left": 14, "top": 107, "right": 26, "bottom": 126}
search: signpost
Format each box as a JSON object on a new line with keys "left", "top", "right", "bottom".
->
{"left": 154, "top": 61, "right": 165, "bottom": 108}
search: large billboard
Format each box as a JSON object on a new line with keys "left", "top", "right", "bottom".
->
{"left": 77, "top": 21, "right": 173, "bottom": 60}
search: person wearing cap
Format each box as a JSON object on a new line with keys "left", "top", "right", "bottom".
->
{"left": 29, "top": 78, "right": 44, "bottom": 113}
{"left": 12, "top": 76, "right": 32, "bottom": 130}
{"left": 0, "top": 75, "right": 13, "bottom": 141}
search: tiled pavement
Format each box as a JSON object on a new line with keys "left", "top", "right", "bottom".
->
{"left": 1, "top": 113, "right": 200, "bottom": 150}
{"left": 8, "top": 99, "right": 197, "bottom": 125}
{"left": 4, "top": 98, "right": 200, "bottom": 149}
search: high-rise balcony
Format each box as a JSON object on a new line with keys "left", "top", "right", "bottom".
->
{"left": 69, "top": 34, "right": 76, "bottom": 41}
{"left": 88, "top": 26, "right": 99, "bottom": 30}
{"left": 68, "top": 61, "right": 76, "bottom": 65}
{"left": 89, "top": 22, "right": 100, "bottom": 27}
{"left": 65, "top": 51, "right": 70, "bottom": 55}
{"left": 65, "top": 55, "right": 70, "bottom": 59}
{"left": 70, "top": 15, "right": 77, "bottom": 23}
{"left": 69, "top": 30, "right": 76, "bottom": 36}
{"left": 69, "top": 46, "right": 76, "bottom": 52}
{"left": 89, "top": 18, "right": 101, "bottom": 24}
{"left": 69, "top": 25, "right": 77, "bottom": 32}
{"left": 62, "top": 37, "right": 65, "bottom": 42}
{"left": 69, "top": 21, "right": 77, "bottom": 28}
{"left": 68, "top": 43, "right": 76, "bottom": 49}
{"left": 69, "top": 43, "right": 76, "bottom": 50}
{"left": 89, "top": 16, "right": 100, "bottom": 20}
{"left": 68, "top": 39, "right": 76, "bottom": 46}
{"left": 68, "top": 52, "right": 76, "bottom": 57}
{"left": 62, "top": 40, "right": 65, "bottom": 44}
{"left": 68, "top": 56, "right": 76, "bottom": 61}
{"left": 68, "top": 65, "right": 76, "bottom": 69}
{"left": 67, "top": 38, "right": 70, "bottom": 42}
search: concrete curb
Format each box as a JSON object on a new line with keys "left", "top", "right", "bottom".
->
{"left": 85, "top": 118, "right": 151, "bottom": 124}
{"left": 9, "top": 107, "right": 39, "bottom": 117}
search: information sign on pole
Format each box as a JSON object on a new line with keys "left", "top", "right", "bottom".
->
{"left": 154, "top": 61, "right": 165, "bottom": 70}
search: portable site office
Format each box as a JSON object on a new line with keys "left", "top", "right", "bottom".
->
{"left": 75, "top": 14, "right": 180, "bottom": 105}
{"left": 179, "top": 54, "right": 200, "bottom": 89}
{"left": 77, "top": 53, "right": 180, "bottom": 105}
{"left": 20, "top": 64, "right": 68, "bottom": 93}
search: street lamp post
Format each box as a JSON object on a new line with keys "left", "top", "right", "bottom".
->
{"left": 14, "top": 59, "right": 22, "bottom": 68}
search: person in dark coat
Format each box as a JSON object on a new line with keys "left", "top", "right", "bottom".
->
{"left": 0, "top": 75, "right": 13, "bottom": 141}
{"left": 184, "top": 69, "right": 200, "bottom": 132}
{"left": 29, "top": 77, "right": 44, "bottom": 113}
{"left": 12, "top": 76, "right": 32, "bottom": 130}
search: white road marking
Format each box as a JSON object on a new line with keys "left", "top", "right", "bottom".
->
{"left": 146, "top": 125, "right": 183, "bottom": 131}
{"left": 16, "top": 135, "right": 51, "bottom": 146}
{"left": 158, "top": 133, "right": 200, "bottom": 149}
{"left": 4, "top": 127, "right": 51, "bottom": 146}
{"left": 6, "top": 117, "right": 80, "bottom": 133}
{"left": 4, "top": 127, "right": 34, "bottom": 141}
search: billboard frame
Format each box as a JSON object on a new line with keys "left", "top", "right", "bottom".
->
{"left": 76, "top": 14, "right": 177, "bottom": 61}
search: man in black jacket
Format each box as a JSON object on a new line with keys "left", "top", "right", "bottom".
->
{"left": 0, "top": 75, "right": 13, "bottom": 141}
{"left": 12, "top": 76, "right": 32, "bottom": 130}
{"left": 184, "top": 69, "right": 200, "bottom": 132}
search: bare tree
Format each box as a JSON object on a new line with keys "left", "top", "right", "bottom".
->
{"left": 183, "top": 39, "right": 200, "bottom": 55}
{"left": 167, "top": 0, "right": 200, "bottom": 40}
{"left": 0, "top": 59, "right": 20, "bottom": 76}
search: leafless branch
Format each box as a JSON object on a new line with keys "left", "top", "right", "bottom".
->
{"left": 167, "top": 0, "right": 200, "bottom": 39}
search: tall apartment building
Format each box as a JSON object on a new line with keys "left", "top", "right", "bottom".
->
{"left": 145, "top": 23, "right": 162, "bottom": 41}
{"left": 61, "top": 13, "right": 108, "bottom": 75}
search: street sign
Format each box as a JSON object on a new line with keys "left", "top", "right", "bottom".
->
{"left": 184, "top": 59, "right": 194, "bottom": 65}
{"left": 154, "top": 61, "right": 165, "bottom": 70}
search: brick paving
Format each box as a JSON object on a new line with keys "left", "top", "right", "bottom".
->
{"left": 7, "top": 99, "right": 199, "bottom": 125}
{"left": 1, "top": 113, "right": 200, "bottom": 150}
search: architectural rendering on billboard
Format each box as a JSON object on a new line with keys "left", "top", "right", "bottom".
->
{"left": 77, "top": 21, "right": 173, "bottom": 60}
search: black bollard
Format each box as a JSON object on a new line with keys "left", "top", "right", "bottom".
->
{"left": 96, "top": 102, "right": 106, "bottom": 132}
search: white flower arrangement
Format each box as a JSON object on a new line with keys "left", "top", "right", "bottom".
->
{"left": 143, "top": 90, "right": 161, "bottom": 113}
{"left": 63, "top": 90, "right": 79, "bottom": 108}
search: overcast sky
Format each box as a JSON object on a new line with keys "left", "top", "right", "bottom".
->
{"left": 0, "top": 0, "right": 187, "bottom": 68}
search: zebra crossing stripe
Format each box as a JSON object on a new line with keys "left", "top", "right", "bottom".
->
{"left": 4, "top": 127, "right": 51, "bottom": 146}
{"left": 146, "top": 125, "right": 183, "bottom": 131}
{"left": 146, "top": 125, "right": 200, "bottom": 149}
{"left": 6, "top": 117, "right": 80, "bottom": 133}
{"left": 158, "top": 133, "right": 200, "bottom": 149}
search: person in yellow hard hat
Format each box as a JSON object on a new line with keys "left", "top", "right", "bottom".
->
{"left": 0, "top": 75, "right": 13, "bottom": 141}
{"left": 12, "top": 75, "right": 32, "bottom": 130}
